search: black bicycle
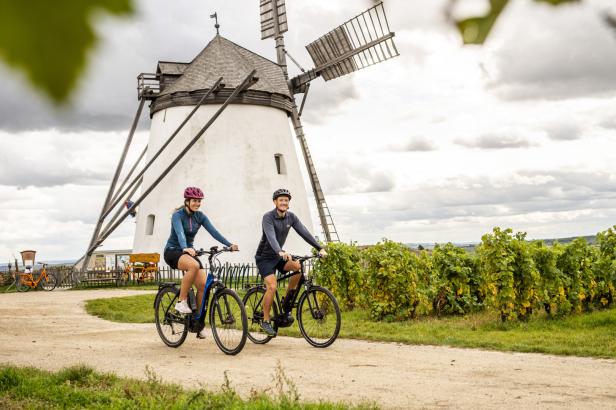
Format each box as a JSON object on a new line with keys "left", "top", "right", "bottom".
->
{"left": 153, "top": 247, "right": 248, "bottom": 355}
{"left": 243, "top": 255, "right": 341, "bottom": 348}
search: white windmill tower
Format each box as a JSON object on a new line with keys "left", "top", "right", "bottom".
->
{"left": 77, "top": 2, "right": 398, "bottom": 269}
{"left": 131, "top": 33, "right": 317, "bottom": 263}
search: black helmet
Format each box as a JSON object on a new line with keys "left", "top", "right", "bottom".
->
{"left": 273, "top": 188, "right": 292, "bottom": 200}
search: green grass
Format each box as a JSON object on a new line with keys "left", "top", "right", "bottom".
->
{"left": 86, "top": 293, "right": 616, "bottom": 358}
{"left": 71, "top": 282, "right": 165, "bottom": 291}
{"left": 86, "top": 293, "right": 157, "bottom": 323}
{"left": 0, "top": 364, "right": 374, "bottom": 409}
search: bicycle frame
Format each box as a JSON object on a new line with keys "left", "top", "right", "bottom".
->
{"left": 255, "top": 255, "right": 316, "bottom": 321}
{"left": 190, "top": 248, "right": 233, "bottom": 325}
{"left": 19, "top": 265, "right": 49, "bottom": 288}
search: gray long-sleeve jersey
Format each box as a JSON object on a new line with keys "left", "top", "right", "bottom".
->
{"left": 255, "top": 209, "right": 322, "bottom": 257}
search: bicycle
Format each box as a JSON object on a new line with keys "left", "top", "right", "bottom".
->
{"left": 153, "top": 246, "right": 248, "bottom": 355}
{"left": 16, "top": 263, "right": 57, "bottom": 292}
{"left": 243, "top": 255, "right": 341, "bottom": 348}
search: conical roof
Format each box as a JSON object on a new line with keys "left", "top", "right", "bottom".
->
{"left": 159, "top": 35, "right": 290, "bottom": 98}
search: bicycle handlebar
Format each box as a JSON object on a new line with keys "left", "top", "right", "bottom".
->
{"left": 291, "top": 254, "right": 321, "bottom": 263}
{"left": 195, "top": 246, "right": 235, "bottom": 257}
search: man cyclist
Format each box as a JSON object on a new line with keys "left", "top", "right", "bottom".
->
{"left": 255, "top": 188, "right": 327, "bottom": 336}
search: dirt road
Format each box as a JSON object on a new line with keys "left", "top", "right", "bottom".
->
{"left": 1, "top": 289, "right": 615, "bottom": 409}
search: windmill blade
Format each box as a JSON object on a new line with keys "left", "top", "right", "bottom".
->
{"left": 260, "top": 0, "right": 288, "bottom": 40}
{"left": 290, "top": 2, "right": 399, "bottom": 93}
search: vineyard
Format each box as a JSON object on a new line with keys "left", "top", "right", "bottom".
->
{"left": 313, "top": 225, "right": 616, "bottom": 322}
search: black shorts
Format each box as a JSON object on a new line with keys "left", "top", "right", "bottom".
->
{"left": 255, "top": 255, "right": 287, "bottom": 278}
{"left": 164, "top": 248, "right": 203, "bottom": 270}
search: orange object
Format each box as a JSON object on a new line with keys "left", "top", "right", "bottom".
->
{"left": 123, "top": 253, "right": 160, "bottom": 283}
{"left": 17, "top": 264, "right": 57, "bottom": 291}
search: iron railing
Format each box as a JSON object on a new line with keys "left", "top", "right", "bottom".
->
{"left": 35, "top": 261, "right": 315, "bottom": 290}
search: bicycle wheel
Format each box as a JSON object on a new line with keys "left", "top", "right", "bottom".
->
{"left": 297, "top": 285, "right": 341, "bottom": 348}
{"left": 242, "top": 287, "right": 274, "bottom": 344}
{"left": 209, "top": 288, "right": 247, "bottom": 355}
{"left": 40, "top": 273, "right": 57, "bottom": 291}
{"left": 154, "top": 287, "right": 188, "bottom": 348}
{"left": 16, "top": 275, "right": 30, "bottom": 292}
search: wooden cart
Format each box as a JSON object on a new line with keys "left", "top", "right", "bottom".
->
{"left": 122, "top": 253, "right": 159, "bottom": 284}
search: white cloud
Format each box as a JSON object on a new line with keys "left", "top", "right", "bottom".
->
{"left": 485, "top": 0, "right": 616, "bottom": 100}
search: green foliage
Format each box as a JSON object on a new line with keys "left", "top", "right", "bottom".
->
{"left": 313, "top": 242, "right": 364, "bottom": 310}
{"left": 431, "top": 243, "right": 480, "bottom": 315}
{"left": 594, "top": 226, "right": 616, "bottom": 308}
{"left": 0, "top": 1, "right": 133, "bottom": 102}
{"left": 455, "top": 0, "right": 581, "bottom": 45}
{"left": 363, "top": 240, "right": 421, "bottom": 321}
{"left": 456, "top": 0, "right": 509, "bottom": 45}
{"left": 557, "top": 238, "right": 596, "bottom": 313}
{"left": 414, "top": 250, "right": 435, "bottom": 317}
{"left": 531, "top": 241, "right": 570, "bottom": 316}
{"left": 477, "top": 228, "right": 539, "bottom": 321}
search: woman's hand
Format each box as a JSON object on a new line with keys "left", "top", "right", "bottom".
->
{"left": 183, "top": 248, "right": 196, "bottom": 257}
{"left": 318, "top": 249, "right": 328, "bottom": 258}
{"left": 230, "top": 244, "right": 239, "bottom": 252}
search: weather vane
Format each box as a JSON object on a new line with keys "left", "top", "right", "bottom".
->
{"left": 210, "top": 12, "right": 220, "bottom": 35}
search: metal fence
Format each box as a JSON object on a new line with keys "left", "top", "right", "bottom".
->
{"left": 39, "top": 261, "right": 315, "bottom": 290}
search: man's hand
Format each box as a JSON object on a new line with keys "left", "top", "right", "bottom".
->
{"left": 279, "top": 251, "right": 291, "bottom": 261}
{"left": 183, "top": 248, "right": 196, "bottom": 257}
{"left": 230, "top": 244, "right": 239, "bottom": 252}
{"left": 318, "top": 249, "right": 328, "bottom": 258}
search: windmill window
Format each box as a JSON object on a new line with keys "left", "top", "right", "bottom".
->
{"left": 146, "top": 214, "right": 155, "bottom": 235}
{"left": 274, "top": 154, "right": 286, "bottom": 175}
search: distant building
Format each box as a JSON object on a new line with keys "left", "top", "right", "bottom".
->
{"left": 87, "top": 249, "right": 132, "bottom": 271}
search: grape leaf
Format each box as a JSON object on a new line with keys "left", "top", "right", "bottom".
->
{"left": 456, "top": 0, "right": 581, "bottom": 45}
{"left": 0, "top": 0, "right": 133, "bottom": 103}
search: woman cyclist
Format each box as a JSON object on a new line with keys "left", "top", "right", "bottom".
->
{"left": 163, "top": 187, "right": 238, "bottom": 338}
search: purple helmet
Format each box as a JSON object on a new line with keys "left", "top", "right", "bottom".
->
{"left": 184, "top": 186, "right": 204, "bottom": 199}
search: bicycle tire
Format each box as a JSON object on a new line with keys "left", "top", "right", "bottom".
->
{"left": 209, "top": 288, "right": 247, "bottom": 355}
{"left": 154, "top": 287, "right": 188, "bottom": 348}
{"left": 242, "top": 286, "right": 274, "bottom": 344}
{"left": 40, "top": 273, "right": 57, "bottom": 291}
{"left": 297, "top": 285, "right": 341, "bottom": 348}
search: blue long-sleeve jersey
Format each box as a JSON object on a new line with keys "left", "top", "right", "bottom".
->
{"left": 164, "top": 208, "right": 231, "bottom": 251}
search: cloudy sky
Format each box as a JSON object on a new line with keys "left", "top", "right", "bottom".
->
{"left": 1, "top": 0, "right": 616, "bottom": 260}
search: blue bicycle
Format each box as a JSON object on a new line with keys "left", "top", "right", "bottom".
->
{"left": 154, "top": 246, "right": 248, "bottom": 355}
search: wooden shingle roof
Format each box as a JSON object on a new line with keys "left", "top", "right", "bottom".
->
{"left": 158, "top": 35, "right": 290, "bottom": 98}
{"left": 157, "top": 61, "right": 188, "bottom": 76}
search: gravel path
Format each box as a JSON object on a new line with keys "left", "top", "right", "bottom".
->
{"left": 1, "top": 289, "right": 615, "bottom": 409}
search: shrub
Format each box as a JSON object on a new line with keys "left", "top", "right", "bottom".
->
{"left": 431, "top": 243, "right": 481, "bottom": 315}
{"left": 557, "top": 238, "right": 596, "bottom": 313}
{"left": 312, "top": 242, "right": 364, "bottom": 310}
{"left": 477, "top": 228, "right": 539, "bottom": 321}
{"left": 532, "top": 241, "right": 570, "bottom": 316}
{"left": 363, "top": 240, "right": 421, "bottom": 320}
{"left": 594, "top": 226, "right": 616, "bottom": 308}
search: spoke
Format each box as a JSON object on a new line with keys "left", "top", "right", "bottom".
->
{"left": 212, "top": 292, "right": 244, "bottom": 351}
{"left": 300, "top": 289, "right": 338, "bottom": 344}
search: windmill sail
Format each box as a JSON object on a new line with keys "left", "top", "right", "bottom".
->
{"left": 291, "top": 2, "right": 399, "bottom": 93}
{"left": 260, "top": 0, "right": 288, "bottom": 39}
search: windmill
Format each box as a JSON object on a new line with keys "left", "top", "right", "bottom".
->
{"left": 259, "top": 0, "right": 399, "bottom": 242}
{"left": 77, "top": 1, "right": 398, "bottom": 270}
